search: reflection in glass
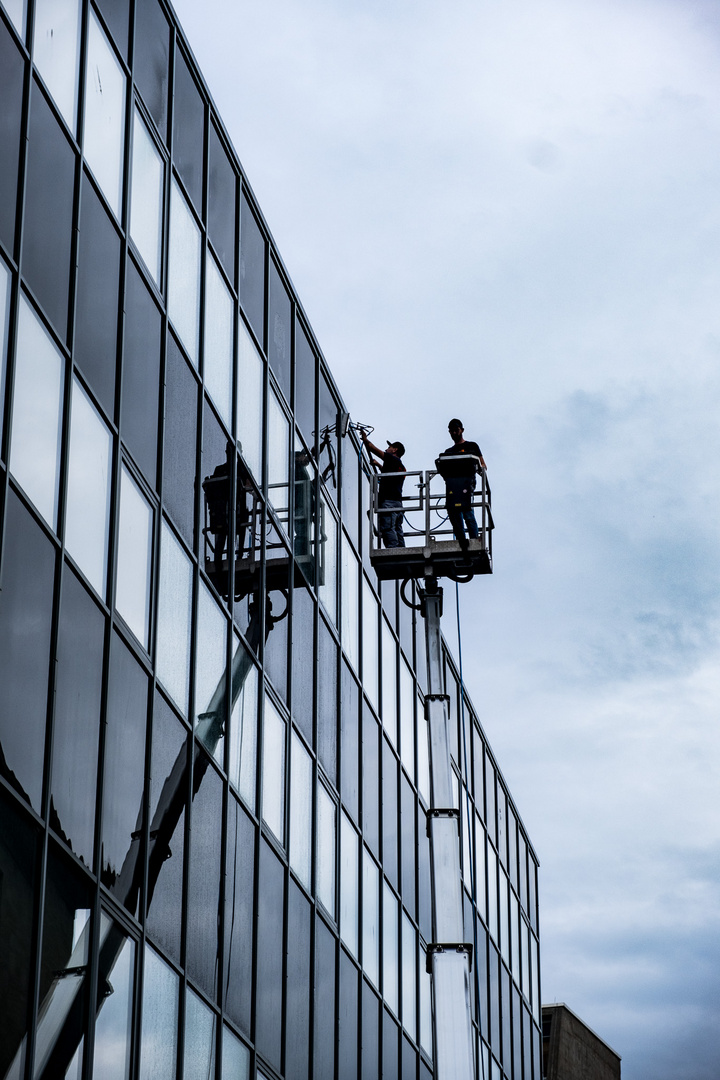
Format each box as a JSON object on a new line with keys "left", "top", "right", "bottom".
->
{"left": 139, "top": 945, "right": 178, "bottom": 1080}
{"left": 417, "top": 705, "right": 430, "bottom": 806}
{"left": 0, "top": 800, "right": 36, "bottom": 1078}
{"left": 228, "top": 635, "right": 258, "bottom": 808}
{"left": 65, "top": 379, "right": 111, "bottom": 594}
{"left": 402, "top": 912, "right": 416, "bottom": 1040}
{"left": 499, "top": 869, "right": 510, "bottom": 965}
{"left": 194, "top": 581, "right": 227, "bottom": 761}
{"left": 362, "top": 578, "right": 379, "bottom": 710}
{"left": 316, "top": 784, "right": 336, "bottom": 917}
{"left": 267, "top": 389, "right": 289, "bottom": 526}
{"left": 475, "top": 816, "right": 487, "bottom": 924}
{"left": 0, "top": 260, "right": 10, "bottom": 444}
{"left": 420, "top": 952, "right": 433, "bottom": 1058}
{"left": 399, "top": 662, "right": 415, "bottom": 782}
{"left": 93, "top": 917, "right": 135, "bottom": 1080}
{"left": 317, "top": 495, "right": 337, "bottom": 623}
{"left": 510, "top": 891, "right": 520, "bottom": 987}
{"left": 168, "top": 180, "right": 201, "bottom": 366}
{"left": 341, "top": 533, "right": 359, "bottom": 671}
{"left": 157, "top": 521, "right": 193, "bottom": 715}
{"left": 204, "top": 254, "right": 233, "bottom": 429}
{"left": 130, "top": 109, "right": 164, "bottom": 284}
{"left": 3, "top": 0, "right": 26, "bottom": 36}
{"left": 222, "top": 1026, "right": 250, "bottom": 1079}
{"left": 362, "top": 849, "right": 379, "bottom": 987}
{"left": 10, "top": 296, "right": 64, "bottom": 527}
{"left": 261, "top": 696, "right": 285, "bottom": 843}
{"left": 289, "top": 730, "right": 311, "bottom": 890}
{"left": 183, "top": 987, "right": 216, "bottom": 1080}
{"left": 236, "top": 318, "right": 263, "bottom": 481}
{"left": 381, "top": 619, "right": 397, "bottom": 746}
{"left": 339, "top": 812, "right": 358, "bottom": 958}
{"left": 383, "top": 881, "right": 399, "bottom": 1014}
{"left": 116, "top": 466, "right": 152, "bottom": 647}
{"left": 521, "top": 918, "right": 529, "bottom": 1002}
{"left": 33, "top": 0, "right": 81, "bottom": 130}
{"left": 83, "top": 12, "right": 125, "bottom": 216}
{"left": 487, "top": 842, "right": 498, "bottom": 943}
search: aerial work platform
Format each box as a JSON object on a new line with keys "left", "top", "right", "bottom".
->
{"left": 369, "top": 455, "right": 493, "bottom": 582}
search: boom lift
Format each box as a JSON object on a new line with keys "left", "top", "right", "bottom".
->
{"left": 368, "top": 447, "right": 494, "bottom": 1080}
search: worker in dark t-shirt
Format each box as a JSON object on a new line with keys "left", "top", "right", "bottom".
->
{"left": 361, "top": 430, "right": 407, "bottom": 548}
{"left": 439, "top": 418, "right": 486, "bottom": 548}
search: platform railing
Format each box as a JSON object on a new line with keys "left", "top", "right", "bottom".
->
{"left": 369, "top": 467, "right": 493, "bottom": 555}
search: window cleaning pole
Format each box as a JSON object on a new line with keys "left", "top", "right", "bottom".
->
{"left": 421, "top": 576, "right": 476, "bottom": 1080}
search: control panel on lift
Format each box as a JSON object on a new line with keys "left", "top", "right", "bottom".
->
{"left": 369, "top": 455, "right": 494, "bottom": 582}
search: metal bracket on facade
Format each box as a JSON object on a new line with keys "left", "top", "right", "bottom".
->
{"left": 424, "top": 692, "right": 450, "bottom": 704}
{"left": 425, "top": 806, "right": 460, "bottom": 837}
{"left": 426, "top": 942, "right": 474, "bottom": 973}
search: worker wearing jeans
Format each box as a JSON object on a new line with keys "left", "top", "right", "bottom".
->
{"left": 361, "top": 431, "right": 407, "bottom": 548}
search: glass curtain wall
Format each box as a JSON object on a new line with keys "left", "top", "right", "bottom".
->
{"left": 0, "top": 1, "right": 542, "bottom": 1079}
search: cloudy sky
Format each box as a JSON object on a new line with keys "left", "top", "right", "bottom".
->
{"left": 172, "top": 0, "right": 720, "bottom": 1075}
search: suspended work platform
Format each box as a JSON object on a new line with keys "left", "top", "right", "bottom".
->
{"left": 369, "top": 455, "right": 494, "bottom": 582}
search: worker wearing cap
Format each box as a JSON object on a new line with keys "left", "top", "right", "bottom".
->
{"left": 361, "top": 430, "right": 407, "bottom": 548}
{"left": 440, "top": 418, "right": 486, "bottom": 548}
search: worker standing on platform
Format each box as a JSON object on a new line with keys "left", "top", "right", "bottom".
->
{"left": 440, "top": 418, "right": 487, "bottom": 548}
{"left": 361, "top": 430, "right": 407, "bottom": 548}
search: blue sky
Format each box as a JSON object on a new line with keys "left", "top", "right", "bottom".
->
{"left": 173, "top": 0, "right": 720, "bottom": 1074}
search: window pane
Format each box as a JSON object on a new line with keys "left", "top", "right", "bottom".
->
{"left": 267, "top": 388, "right": 289, "bottom": 525}
{"left": 172, "top": 48, "right": 204, "bottom": 210}
{"left": 208, "top": 121, "right": 236, "bottom": 282}
{"left": 194, "top": 581, "right": 227, "bottom": 761}
{"left": 0, "top": 21, "right": 24, "bottom": 252}
{"left": 417, "top": 703, "right": 430, "bottom": 805}
{"left": 316, "top": 784, "right": 336, "bottom": 917}
{"left": 383, "top": 881, "right": 399, "bottom": 1014}
{"left": 65, "top": 379, "right": 112, "bottom": 594}
{"left": 362, "top": 578, "right": 378, "bottom": 711}
{"left": 289, "top": 730, "right": 311, "bottom": 889}
{"left": 318, "top": 496, "right": 337, "bottom": 624}
{"left": 163, "top": 337, "right": 198, "bottom": 547}
{"left": 420, "top": 952, "right": 432, "bottom": 1058}
{"left": 2, "top": 0, "right": 25, "bottom": 36}
{"left": 401, "top": 913, "right": 416, "bottom": 1040}
{"left": 33, "top": 0, "right": 81, "bottom": 130}
{"left": 24, "top": 83, "right": 75, "bottom": 337}
{"left": 0, "top": 794, "right": 38, "bottom": 1078}
{"left": 0, "top": 490, "right": 55, "bottom": 812}
{"left": 121, "top": 261, "right": 161, "bottom": 486}
{"left": 51, "top": 568, "right": 104, "bottom": 865}
{"left": 239, "top": 193, "right": 265, "bottom": 345}
{"left": 183, "top": 987, "right": 216, "bottom": 1080}
{"left": 339, "top": 812, "right": 358, "bottom": 957}
{"left": 186, "top": 754, "right": 222, "bottom": 997}
{"left": 10, "top": 296, "right": 64, "bottom": 528}
{"left": 139, "top": 946, "right": 178, "bottom": 1080}
{"left": 294, "top": 321, "right": 315, "bottom": 448}
{"left": 268, "top": 259, "right": 291, "bottom": 402}
{"left": 93, "top": 917, "right": 135, "bottom": 1080}
{"left": 236, "top": 317, "right": 263, "bottom": 481}
{"left": 168, "top": 180, "right": 201, "bottom": 366}
{"left": 157, "top": 520, "right": 193, "bottom": 715}
{"left": 229, "top": 634, "right": 258, "bottom": 808}
{"left": 133, "top": 0, "right": 169, "bottom": 138}
{"left": 130, "top": 109, "right": 164, "bottom": 284}
{"left": 222, "top": 1026, "right": 249, "bottom": 1080}
{"left": 362, "top": 849, "right": 379, "bottom": 987}
{"left": 101, "top": 633, "right": 147, "bottom": 915}
{"left": 204, "top": 254, "right": 233, "bottom": 429}
{"left": 381, "top": 619, "right": 397, "bottom": 747}
{"left": 116, "top": 465, "right": 152, "bottom": 647}
{"left": 341, "top": 534, "right": 359, "bottom": 671}
{"left": 83, "top": 12, "right": 125, "bottom": 217}
{"left": 261, "top": 695, "right": 285, "bottom": 843}
{"left": 399, "top": 661, "right": 415, "bottom": 783}
{"left": 74, "top": 176, "right": 120, "bottom": 414}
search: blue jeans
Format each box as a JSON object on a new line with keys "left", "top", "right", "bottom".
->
{"left": 378, "top": 500, "right": 405, "bottom": 548}
{"left": 448, "top": 508, "right": 478, "bottom": 542}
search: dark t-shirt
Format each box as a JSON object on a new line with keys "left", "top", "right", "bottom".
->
{"left": 378, "top": 453, "right": 406, "bottom": 501}
{"left": 441, "top": 440, "right": 483, "bottom": 460}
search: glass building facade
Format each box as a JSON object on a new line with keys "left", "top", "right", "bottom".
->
{"left": 0, "top": 1, "right": 541, "bottom": 1078}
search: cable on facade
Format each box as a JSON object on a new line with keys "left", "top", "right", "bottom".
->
{"left": 456, "top": 580, "right": 488, "bottom": 1080}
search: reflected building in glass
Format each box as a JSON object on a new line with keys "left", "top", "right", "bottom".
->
{"left": 0, "top": 0, "right": 542, "bottom": 1078}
